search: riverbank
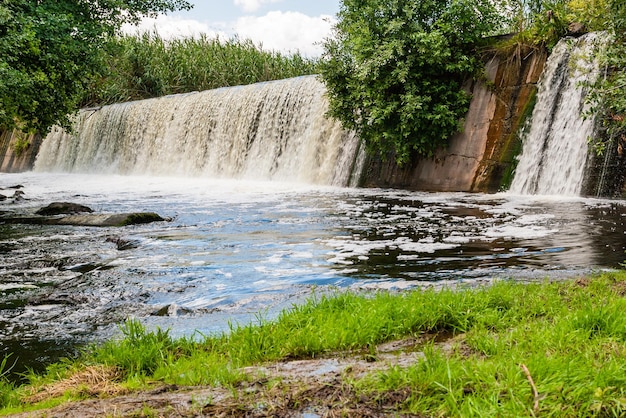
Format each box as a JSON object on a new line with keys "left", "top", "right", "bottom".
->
{"left": 2, "top": 269, "right": 626, "bottom": 416}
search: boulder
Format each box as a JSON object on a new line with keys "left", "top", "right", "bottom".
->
{"left": 1, "top": 212, "right": 166, "bottom": 227}
{"left": 52, "top": 212, "right": 165, "bottom": 227}
{"left": 36, "top": 202, "right": 94, "bottom": 216}
{"left": 567, "top": 22, "right": 586, "bottom": 36}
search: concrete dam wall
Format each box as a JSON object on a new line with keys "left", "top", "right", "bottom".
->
{"left": 3, "top": 37, "right": 622, "bottom": 196}
{"left": 0, "top": 45, "right": 545, "bottom": 192}
{"left": 360, "top": 45, "right": 547, "bottom": 193}
{"left": 0, "top": 130, "right": 42, "bottom": 173}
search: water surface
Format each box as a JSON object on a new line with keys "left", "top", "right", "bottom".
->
{"left": 1, "top": 172, "right": 625, "bottom": 375}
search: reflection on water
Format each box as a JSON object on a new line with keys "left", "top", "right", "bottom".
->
{"left": 1, "top": 173, "right": 625, "bottom": 376}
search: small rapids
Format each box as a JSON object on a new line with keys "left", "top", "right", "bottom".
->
{"left": 510, "top": 33, "right": 607, "bottom": 195}
{"left": 1, "top": 173, "right": 625, "bottom": 376}
{"left": 34, "top": 76, "right": 363, "bottom": 187}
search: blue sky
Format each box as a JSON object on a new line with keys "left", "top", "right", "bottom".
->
{"left": 124, "top": 0, "right": 341, "bottom": 57}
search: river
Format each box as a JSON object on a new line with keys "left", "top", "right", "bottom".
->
{"left": 1, "top": 172, "right": 625, "bottom": 377}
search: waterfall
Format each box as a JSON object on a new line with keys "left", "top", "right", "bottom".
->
{"left": 509, "top": 32, "right": 607, "bottom": 196}
{"left": 35, "top": 75, "right": 363, "bottom": 187}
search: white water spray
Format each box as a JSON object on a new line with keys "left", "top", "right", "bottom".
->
{"left": 510, "top": 33, "right": 607, "bottom": 196}
{"left": 35, "top": 76, "right": 363, "bottom": 187}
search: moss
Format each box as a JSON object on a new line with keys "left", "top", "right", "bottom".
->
{"left": 499, "top": 87, "right": 538, "bottom": 191}
{"left": 13, "top": 138, "right": 30, "bottom": 157}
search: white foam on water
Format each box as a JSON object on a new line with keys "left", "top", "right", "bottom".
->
{"left": 1, "top": 172, "right": 625, "bottom": 348}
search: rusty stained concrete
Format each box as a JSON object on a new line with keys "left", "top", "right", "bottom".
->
{"left": 0, "top": 129, "right": 42, "bottom": 173}
{"left": 361, "top": 45, "right": 548, "bottom": 193}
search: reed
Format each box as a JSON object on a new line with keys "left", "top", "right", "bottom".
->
{"left": 0, "top": 356, "right": 16, "bottom": 409}
{"left": 81, "top": 32, "right": 319, "bottom": 106}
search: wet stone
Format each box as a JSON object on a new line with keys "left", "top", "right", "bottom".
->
{"left": 0, "top": 212, "right": 166, "bottom": 227}
{"left": 152, "top": 304, "right": 194, "bottom": 317}
{"left": 105, "top": 236, "right": 140, "bottom": 250}
{"left": 35, "top": 202, "right": 94, "bottom": 216}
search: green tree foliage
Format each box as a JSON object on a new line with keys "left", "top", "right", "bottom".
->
{"left": 318, "top": 0, "right": 502, "bottom": 164}
{"left": 0, "top": 0, "right": 191, "bottom": 134}
{"left": 578, "top": 0, "right": 626, "bottom": 156}
{"left": 506, "top": 0, "right": 616, "bottom": 48}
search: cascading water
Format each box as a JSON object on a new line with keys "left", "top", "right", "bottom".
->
{"left": 509, "top": 32, "right": 607, "bottom": 196}
{"left": 35, "top": 75, "right": 364, "bottom": 187}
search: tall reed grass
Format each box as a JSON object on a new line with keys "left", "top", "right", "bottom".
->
{"left": 82, "top": 32, "right": 319, "bottom": 106}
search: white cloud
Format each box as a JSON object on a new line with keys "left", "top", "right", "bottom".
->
{"left": 234, "top": 0, "right": 284, "bottom": 13}
{"left": 235, "top": 11, "right": 335, "bottom": 57}
{"left": 121, "top": 15, "right": 227, "bottom": 40}
{"left": 123, "top": 11, "right": 335, "bottom": 57}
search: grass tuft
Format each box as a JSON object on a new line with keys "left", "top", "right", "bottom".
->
{"left": 25, "top": 365, "right": 126, "bottom": 404}
{"left": 4, "top": 271, "right": 626, "bottom": 416}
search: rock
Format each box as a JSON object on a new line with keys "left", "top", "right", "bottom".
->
{"left": 106, "top": 236, "right": 140, "bottom": 250}
{"left": 63, "top": 262, "right": 109, "bottom": 274}
{"left": 36, "top": 202, "right": 94, "bottom": 216}
{"left": 0, "top": 190, "right": 25, "bottom": 202}
{"left": 29, "top": 294, "right": 90, "bottom": 306}
{"left": 567, "top": 22, "right": 586, "bottom": 36}
{"left": 0, "top": 185, "right": 23, "bottom": 190}
{"left": 54, "top": 212, "right": 165, "bottom": 227}
{"left": 0, "top": 212, "right": 166, "bottom": 227}
{"left": 152, "top": 303, "right": 194, "bottom": 317}
{"left": 12, "top": 190, "right": 25, "bottom": 201}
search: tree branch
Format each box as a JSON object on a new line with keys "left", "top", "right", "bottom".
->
{"left": 520, "top": 363, "right": 539, "bottom": 413}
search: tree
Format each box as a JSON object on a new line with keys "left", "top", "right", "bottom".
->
{"left": 584, "top": 0, "right": 626, "bottom": 155}
{"left": 319, "top": 0, "right": 502, "bottom": 165}
{"left": 0, "top": 0, "right": 192, "bottom": 134}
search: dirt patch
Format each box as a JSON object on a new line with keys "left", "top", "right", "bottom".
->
{"left": 202, "top": 378, "right": 421, "bottom": 418}
{"left": 610, "top": 278, "right": 626, "bottom": 296}
{"left": 574, "top": 277, "right": 592, "bottom": 288}
{"left": 12, "top": 386, "right": 227, "bottom": 418}
{"left": 9, "top": 335, "right": 462, "bottom": 417}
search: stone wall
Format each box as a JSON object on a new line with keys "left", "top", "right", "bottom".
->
{"left": 0, "top": 129, "right": 42, "bottom": 173}
{"left": 582, "top": 133, "right": 626, "bottom": 198}
{"left": 360, "top": 46, "right": 548, "bottom": 193}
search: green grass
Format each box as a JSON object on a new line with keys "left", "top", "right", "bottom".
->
{"left": 3, "top": 271, "right": 626, "bottom": 416}
{"left": 82, "top": 32, "right": 320, "bottom": 106}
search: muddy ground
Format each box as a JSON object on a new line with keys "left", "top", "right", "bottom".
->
{"left": 8, "top": 336, "right": 458, "bottom": 417}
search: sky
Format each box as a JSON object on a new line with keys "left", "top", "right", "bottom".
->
{"left": 123, "top": 0, "right": 341, "bottom": 57}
